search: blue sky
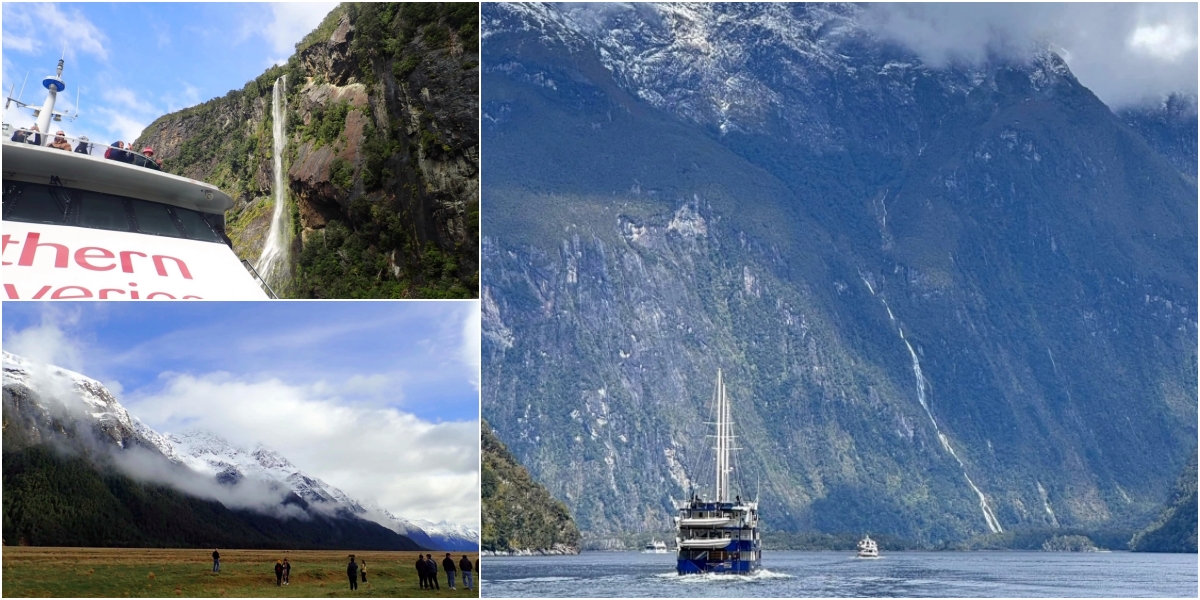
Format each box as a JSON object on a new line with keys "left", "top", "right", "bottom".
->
{"left": 2, "top": 301, "right": 482, "bottom": 527}
{"left": 3, "top": 2, "right": 337, "bottom": 144}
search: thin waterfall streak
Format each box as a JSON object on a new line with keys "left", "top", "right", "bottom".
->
{"left": 255, "top": 75, "right": 291, "bottom": 291}
{"left": 865, "top": 277, "right": 1003, "bottom": 533}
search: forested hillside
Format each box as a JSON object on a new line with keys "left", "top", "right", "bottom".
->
{"left": 482, "top": 421, "right": 580, "bottom": 554}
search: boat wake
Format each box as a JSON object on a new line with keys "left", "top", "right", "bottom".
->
{"left": 499, "top": 576, "right": 579, "bottom": 583}
{"left": 653, "top": 568, "right": 793, "bottom": 583}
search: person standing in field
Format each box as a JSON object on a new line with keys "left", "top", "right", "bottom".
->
{"left": 347, "top": 555, "right": 359, "bottom": 591}
{"left": 426, "top": 554, "right": 439, "bottom": 590}
{"left": 212, "top": 549, "right": 220, "bottom": 572}
{"left": 283, "top": 558, "right": 291, "bottom": 585}
{"left": 460, "top": 555, "right": 473, "bottom": 590}
{"left": 416, "top": 555, "right": 427, "bottom": 588}
{"left": 275, "top": 559, "right": 284, "bottom": 586}
{"left": 361, "top": 559, "right": 367, "bottom": 583}
{"left": 443, "top": 553, "right": 457, "bottom": 590}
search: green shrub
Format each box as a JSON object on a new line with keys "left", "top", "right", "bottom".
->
{"left": 422, "top": 23, "right": 449, "bottom": 49}
{"left": 330, "top": 157, "right": 354, "bottom": 191}
{"left": 394, "top": 54, "right": 421, "bottom": 80}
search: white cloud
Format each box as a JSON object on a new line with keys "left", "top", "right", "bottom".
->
{"left": 127, "top": 372, "right": 480, "bottom": 528}
{"left": 261, "top": 2, "right": 340, "bottom": 57}
{"left": 104, "top": 85, "right": 158, "bottom": 115}
{"left": 461, "top": 301, "right": 482, "bottom": 392}
{"left": 2, "top": 3, "right": 109, "bottom": 62}
{"left": 92, "top": 107, "right": 147, "bottom": 143}
{"left": 862, "top": 3, "right": 1198, "bottom": 108}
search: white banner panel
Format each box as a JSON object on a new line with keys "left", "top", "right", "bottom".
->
{"left": 2, "top": 222, "right": 269, "bottom": 300}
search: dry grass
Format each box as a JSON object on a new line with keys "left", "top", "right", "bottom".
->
{"left": 2, "top": 547, "right": 480, "bottom": 598}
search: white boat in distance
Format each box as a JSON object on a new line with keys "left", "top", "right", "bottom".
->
{"left": 857, "top": 535, "right": 880, "bottom": 558}
{"left": 641, "top": 540, "right": 669, "bottom": 554}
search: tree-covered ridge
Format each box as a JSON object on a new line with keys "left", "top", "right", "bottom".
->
{"left": 1130, "top": 453, "right": 1198, "bottom": 553}
{"left": 136, "top": 2, "right": 478, "bottom": 299}
{"left": 2, "top": 446, "right": 421, "bottom": 550}
{"left": 482, "top": 421, "right": 581, "bottom": 554}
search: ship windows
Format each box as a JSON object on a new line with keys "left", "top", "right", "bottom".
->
{"left": 2, "top": 180, "right": 225, "bottom": 244}
{"left": 2, "top": 181, "right": 70, "bottom": 224}
{"left": 78, "top": 192, "right": 132, "bottom": 232}
{"left": 173, "top": 206, "right": 223, "bottom": 243}
{"left": 130, "top": 199, "right": 184, "bottom": 238}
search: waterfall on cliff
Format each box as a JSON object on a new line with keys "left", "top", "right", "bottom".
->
{"left": 861, "top": 276, "right": 1004, "bottom": 534}
{"left": 255, "top": 75, "right": 291, "bottom": 292}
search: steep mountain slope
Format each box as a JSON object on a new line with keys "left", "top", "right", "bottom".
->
{"left": 2, "top": 352, "right": 477, "bottom": 550}
{"left": 136, "top": 2, "right": 478, "bottom": 298}
{"left": 482, "top": 421, "right": 580, "bottom": 554}
{"left": 481, "top": 3, "right": 1197, "bottom": 545}
{"left": 1130, "top": 454, "right": 1198, "bottom": 553}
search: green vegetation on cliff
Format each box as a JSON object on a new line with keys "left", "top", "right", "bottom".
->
{"left": 1130, "top": 454, "right": 1198, "bottom": 553}
{"left": 482, "top": 421, "right": 581, "bottom": 554}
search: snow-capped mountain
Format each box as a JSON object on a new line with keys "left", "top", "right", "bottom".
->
{"left": 2, "top": 351, "right": 479, "bottom": 550}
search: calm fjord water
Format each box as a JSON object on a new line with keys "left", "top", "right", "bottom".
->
{"left": 482, "top": 551, "right": 1197, "bottom": 597}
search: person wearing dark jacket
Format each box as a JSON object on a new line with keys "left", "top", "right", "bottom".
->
{"left": 104, "top": 140, "right": 127, "bottom": 162}
{"left": 212, "top": 549, "right": 220, "bottom": 573}
{"left": 74, "top": 135, "right": 91, "bottom": 154}
{"left": 274, "top": 560, "right": 284, "bottom": 586}
{"left": 443, "top": 553, "right": 457, "bottom": 590}
{"left": 459, "top": 555, "right": 474, "bottom": 590}
{"left": 426, "top": 554, "right": 439, "bottom": 590}
{"left": 415, "top": 555, "right": 427, "bottom": 589}
{"left": 282, "top": 558, "right": 290, "bottom": 585}
{"left": 347, "top": 556, "right": 359, "bottom": 591}
{"left": 12, "top": 124, "right": 41, "bottom": 145}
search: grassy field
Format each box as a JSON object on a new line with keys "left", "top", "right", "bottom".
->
{"left": 2, "top": 547, "right": 480, "bottom": 598}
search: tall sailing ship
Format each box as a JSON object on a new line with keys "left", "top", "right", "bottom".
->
{"left": 674, "top": 369, "right": 762, "bottom": 575}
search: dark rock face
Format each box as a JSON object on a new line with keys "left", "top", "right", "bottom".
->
{"left": 137, "top": 3, "right": 479, "bottom": 298}
{"left": 481, "top": 3, "right": 1197, "bottom": 545}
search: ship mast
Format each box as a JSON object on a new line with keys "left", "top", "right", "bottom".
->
{"left": 715, "top": 369, "right": 730, "bottom": 503}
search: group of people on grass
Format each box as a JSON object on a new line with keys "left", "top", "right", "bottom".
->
{"left": 10, "top": 123, "right": 163, "bottom": 170}
{"left": 207, "top": 548, "right": 478, "bottom": 591}
{"left": 417, "top": 553, "right": 477, "bottom": 591}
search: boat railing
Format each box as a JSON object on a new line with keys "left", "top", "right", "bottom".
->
{"left": 241, "top": 259, "right": 280, "bottom": 299}
{"left": 4, "top": 125, "right": 163, "bottom": 169}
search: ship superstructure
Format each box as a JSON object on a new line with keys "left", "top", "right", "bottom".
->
{"left": 674, "top": 369, "right": 762, "bottom": 575}
{"left": 2, "top": 58, "right": 272, "bottom": 299}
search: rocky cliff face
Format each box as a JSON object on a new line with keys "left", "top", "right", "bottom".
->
{"left": 137, "top": 3, "right": 478, "bottom": 298}
{"left": 481, "top": 3, "right": 1197, "bottom": 545}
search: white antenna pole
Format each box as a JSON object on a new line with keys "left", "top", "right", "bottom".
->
{"left": 74, "top": 85, "right": 80, "bottom": 118}
{"left": 18, "top": 72, "right": 29, "bottom": 102}
{"left": 5, "top": 83, "right": 14, "bottom": 110}
{"left": 34, "top": 58, "right": 66, "bottom": 144}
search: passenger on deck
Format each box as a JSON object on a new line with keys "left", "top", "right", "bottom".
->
{"left": 105, "top": 140, "right": 128, "bottom": 162}
{"left": 11, "top": 124, "right": 41, "bottom": 145}
{"left": 74, "top": 135, "right": 92, "bottom": 154}
{"left": 10, "top": 123, "right": 35, "bottom": 143}
{"left": 141, "top": 147, "right": 161, "bottom": 170}
{"left": 49, "top": 130, "right": 73, "bottom": 151}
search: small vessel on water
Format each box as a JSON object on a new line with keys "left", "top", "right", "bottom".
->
{"left": 675, "top": 369, "right": 761, "bottom": 575}
{"left": 857, "top": 535, "right": 880, "bottom": 558}
{"left": 642, "top": 540, "right": 669, "bottom": 554}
